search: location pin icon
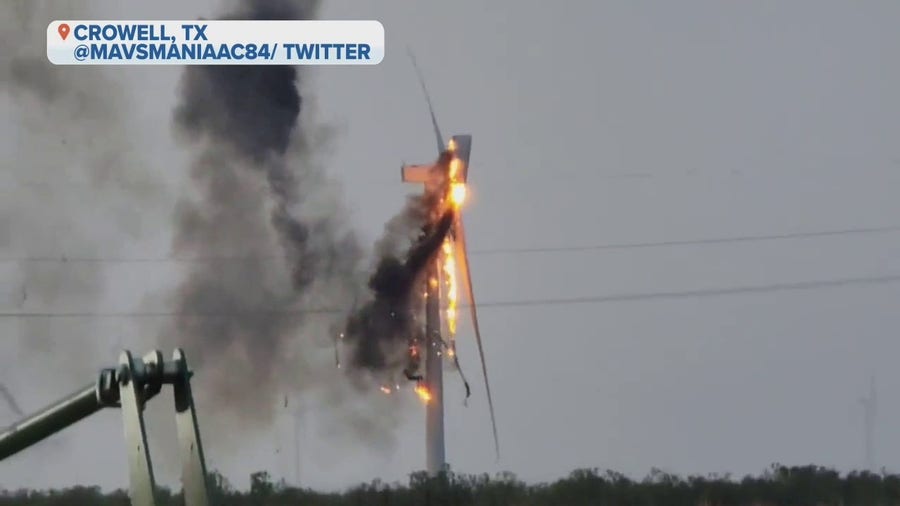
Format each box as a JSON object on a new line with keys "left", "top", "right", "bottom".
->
{"left": 58, "top": 23, "right": 70, "bottom": 41}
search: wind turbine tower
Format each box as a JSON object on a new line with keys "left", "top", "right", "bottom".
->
{"left": 423, "top": 245, "right": 445, "bottom": 474}
{"left": 401, "top": 52, "right": 499, "bottom": 477}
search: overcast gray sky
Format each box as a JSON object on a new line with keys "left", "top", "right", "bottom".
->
{"left": 2, "top": 0, "right": 900, "bottom": 493}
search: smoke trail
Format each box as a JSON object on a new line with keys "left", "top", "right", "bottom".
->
{"left": 166, "top": 0, "right": 324, "bottom": 421}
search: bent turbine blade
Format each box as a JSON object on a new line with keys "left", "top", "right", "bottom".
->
{"left": 453, "top": 217, "right": 499, "bottom": 459}
{"left": 407, "top": 47, "right": 445, "bottom": 154}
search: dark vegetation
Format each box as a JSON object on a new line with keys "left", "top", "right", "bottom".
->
{"left": 3, "top": 465, "right": 900, "bottom": 505}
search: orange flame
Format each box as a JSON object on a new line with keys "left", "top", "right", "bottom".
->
{"left": 449, "top": 157, "right": 462, "bottom": 179}
{"left": 450, "top": 183, "right": 467, "bottom": 206}
{"left": 380, "top": 386, "right": 392, "bottom": 395}
{"left": 441, "top": 239, "right": 458, "bottom": 337}
{"left": 415, "top": 384, "right": 432, "bottom": 403}
{"left": 442, "top": 139, "right": 467, "bottom": 209}
{"left": 440, "top": 141, "right": 466, "bottom": 359}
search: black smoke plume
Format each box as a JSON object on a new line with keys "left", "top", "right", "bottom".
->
{"left": 345, "top": 209, "right": 453, "bottom": 377}
{"left": 166, "top": 0, "right": 445, "bottom": 443}
{"left": 165, "top": 0, "right": 366, "bottom": 431}
{"left": 0, "top": 0, "right": 167, "bottom": 385}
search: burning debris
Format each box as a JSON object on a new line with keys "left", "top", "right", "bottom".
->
{"left": 340, "top": 133, "right": 489, "bottom": 449}
{"left": 335, "top": 52, "right": 499, "bottom": 456}
{"left": 386, "top": 53, "right": 500, "bottom": 455}
{"left": 414, "top": 383, "right": 432, "bottom": 403}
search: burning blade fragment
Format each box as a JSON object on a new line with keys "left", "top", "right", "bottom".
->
{"left": 441, "top": 238, "right": 459, "bottom": 338}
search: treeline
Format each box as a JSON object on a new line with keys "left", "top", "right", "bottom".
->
{"left": 3, "top": 465, "right": 900, "bottom": 506}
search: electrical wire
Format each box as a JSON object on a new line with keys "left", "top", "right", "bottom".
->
{"left": 2, "top": 224, "right": 898, "bottom": 264}
{"left": 1, "top": 272, "right": 897, "bottom": 319}
{"left": 468, "top": 225, "right": 900, "bottom": 255}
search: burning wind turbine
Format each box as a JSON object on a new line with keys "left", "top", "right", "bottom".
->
{"left": 338, "top": 49, "right": 499, "bottom": 464}
{"left": 397, "top": 50, "right": 500, "bottom": 459}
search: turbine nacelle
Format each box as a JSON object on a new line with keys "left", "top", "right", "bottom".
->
{"left": 401, "top": 134, "right": 472, "bottom": 187}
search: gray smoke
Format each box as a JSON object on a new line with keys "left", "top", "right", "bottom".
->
{"left": 0, "top": 0, "right": 166, "bottom": 385}
{"left": 0, "top": 0, "right": 457, "bottom": 487}
{"left": 167, "top": 0, "right": 332, "bottom": 423}
{"left": 164, "top": 1, "right": 462, "bottom": 456}
{"left": 1, "top": 0, "right": 449, "bottom": 461}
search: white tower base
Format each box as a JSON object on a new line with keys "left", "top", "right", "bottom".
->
{"left": 425, "top": 260, "right": 445, "bottom": 476}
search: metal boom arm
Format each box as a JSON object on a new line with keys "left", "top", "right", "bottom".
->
{"left": 0, "top": 349, "right": 210, "bottom": 506}
{"left": 0, "top": 381, "right": 106, "bottom": 460}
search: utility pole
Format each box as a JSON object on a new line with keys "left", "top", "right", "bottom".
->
{"left": 424, "top": 260, "right": 445, "bottom": 476}
{"left": 860, "top": 376, "right": 876, "bottom": 471}
{"left": 293, "top": 408, "right": 301, "bottom": 486}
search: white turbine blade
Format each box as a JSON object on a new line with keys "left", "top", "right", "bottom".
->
{"left": 453, "top": 217, "right": 499, "bottom": 459}
{"left": 407, "top": 47, "right": 445, "bottom": 154}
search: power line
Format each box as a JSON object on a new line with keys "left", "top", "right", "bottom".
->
{"left": 475, "top": 273, "right": 900, "bottom": 307}
{"left": 1, "top": 272, "right": 897, "bottom": 319}
{"left": 4, "top": 164, "right": 897, "bottom": 190}
{"left": 2, "top": 225, "right": 899, "bottom": 265}
{"left": 0, "top": 255, "right": 281, "bottom": 264}
{"left": 469, "top": 225, "right": 900, "bottom": 255}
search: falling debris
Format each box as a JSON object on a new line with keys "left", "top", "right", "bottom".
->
{"left": 414, "top": 383, "right": 432, "bottom": 404}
